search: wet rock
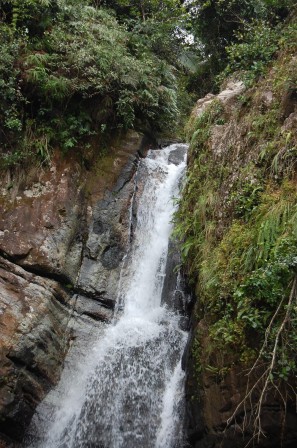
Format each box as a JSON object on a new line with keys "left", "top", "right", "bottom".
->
{"left": 77, "top": 191, "right": 133, "bottom": 307}
{"left": 76, "top": 145, "right": 143, "bottom": 307}
{"left": 0, "top": 130, "right": 154, "bottom": 445}
{"left": 0, "top": 256, "right": 72, "bottom": 444}
{"left": 113, "top": 153, "right": 139, "bottom": 193}
{"left": 92, "top": 219, "right": 107, "bottom": 235}
{"left": 168, "top": 145, "right": 187, "bottom": 165}
{"left": 161, "top": 238, "right": 191, "bottom": 331}
{"left": 161, "top": 239, "right": 180, "bottom": 309}
{"left": 73, "top": 294, "right": 113, "bottom": 322}
{"left": 101, "top": 244, "right": 124, "bottom": 270}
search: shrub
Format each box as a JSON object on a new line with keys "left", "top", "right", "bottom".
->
{"left": 0, "top": 3, "right": 180, "bottom": 168}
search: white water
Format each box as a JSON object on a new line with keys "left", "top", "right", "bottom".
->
{"left": 27, "top": 144, "right": 188, "bottom": 448}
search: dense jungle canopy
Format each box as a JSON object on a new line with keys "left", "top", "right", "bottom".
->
{"left": 0, "top": 0, "right": 295, "bottom": 168}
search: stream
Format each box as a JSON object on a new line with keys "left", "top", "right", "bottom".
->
{"left": 25, "top": 144, "right": 189, "bottom": 448}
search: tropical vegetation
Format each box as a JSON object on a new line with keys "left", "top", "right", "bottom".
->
{"left": 1, "top": 0, "right": 297, "bottom": 443}
{"left": 175, "top": 0, "right": 297, "bottom": 442}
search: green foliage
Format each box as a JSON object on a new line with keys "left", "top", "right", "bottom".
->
{"left": 0, "top": 0, "right": 57, "bottom": 35}
{"left": 232, "top": 181, "right": 264, "bottom": 220}
{"left": 101, "top": 0, "right": 183, "bottom": 23}
{"left": 0, "top": 25, "right": 25, "bottom": 151}
{"left": 189, "top": 0, "right": 263, "bottom": 56}
{"left": 23, "top": 6, "right": 179, "bottom": 128}
{"left": 219, "top": 20, "right": 297, "bottom": 86}
{"left": 0, "top": 2, "right": 184, "bottom": 168}
{"left": 186, "top": 99, "right": 224, "bottom": 146}
{"left": 175, "top": 34, "right": 297, "bottom": 394}
{"left": 222, "top": 22, "right": 279, "bottom": 85}
{"left": 51, "top": 112, "right": 95, "bottom": 153}
{"left": 178, "top": 177, "right": 297, "bottom": 382}
{"left": 186, "top": 0, "right": 295, "bottom": 94}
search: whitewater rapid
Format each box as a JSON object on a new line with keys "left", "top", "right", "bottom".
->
{"left": 26, "top": 144, "right": 188, "bottom": 448}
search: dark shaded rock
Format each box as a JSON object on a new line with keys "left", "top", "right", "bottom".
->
{"left": 280, "top": 87, "right": 297, "bottom": 120}
{"left": 101, "top": 245, "right": 124, "bottom": 270}
{"left": 113, "top": 154, "right": 139, "bottom": 193}
{"left": 168, "top": 145, "right": 187, "bottom": 166}
{"left": 0, "top": 256, "right": 72, "bottom": 444}
{"left": 138, "top": 133, "right": 155, "bottom": 157}
{"left": 157, "top": 138, "right": 183, "bottom": 148}
{"left": 161, "top": 239, "right": 181, "bottom": 310}
{"left": 185, "top": 317, "right": 297, "bottom": 448}
{"left": 77, "top": 151, "right": 142, "bottom": 306}
{"left": 161, "top": 238, "right": 191, "bottom": 320}
{"left": 73, "top": 295, "right": 113, "bottom": 322}
{"left": 92, "top": 219, "right": 107, "bottom": 235}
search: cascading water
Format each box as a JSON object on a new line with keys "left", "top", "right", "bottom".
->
{"left": 26, "top": 144, "right": 188, "bottom": 448}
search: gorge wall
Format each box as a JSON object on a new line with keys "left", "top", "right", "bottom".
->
{"left": 0, "top": 130, "right": 153, "bottom": 446}
{"left": 181, "top": 35, "right": 297, "bottom": 448}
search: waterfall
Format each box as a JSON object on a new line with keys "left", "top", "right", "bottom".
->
{"left": 25, "top": 144, "right": 188, "bottom": 448}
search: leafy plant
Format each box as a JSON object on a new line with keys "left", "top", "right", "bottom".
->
{"left": 0, "top": 2, "right": 183, "bottom": 168}
{"left": 175, "top": 27, "right": 297, "bottom": 439}
{"left": 219, "top": 20, "right": 280, "bottom": 86}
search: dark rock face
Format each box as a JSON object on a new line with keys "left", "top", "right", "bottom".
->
{"left": 101, "top": 244, "right": 124, "bottom": 270}
{"left": 161, "top": 238, "right": 191, "bottom": 328}
{"left": 157, "top": 138, "right": 183, "bottom": 149}
{"left": 168, "top": 146, "right": 187, "bottom": 166}
{"left": 0, "top": 130, "right": 153, "bottom": 446}
{"left": 185, "top": 336, "right": 297, "bottom": 448}
{"left": 161, "top": 144, "right": 189, "bottom": 328}
{"left": 280, "top": 86, "right": 297, "bottom": 119}
{"left": 0, "top": 257, "right": 73, "bottom": 443}
{"left": 73, "top": 294, "right": 113, "bottom": 322}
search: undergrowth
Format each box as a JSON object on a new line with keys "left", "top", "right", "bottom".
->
{"left": 174, "top": 22, "right": 297, "bottom": 441}
{"left": 0, "top": 2, "right": 180, "bottom": 170}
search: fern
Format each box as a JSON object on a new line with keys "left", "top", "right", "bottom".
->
{"left": 256, "top": 189, "right": 296, "bottom": 265}
{"left": 27, "top": 66, "right": 48, "bottom": 83}
{"left": 43, "top": 75, "right": 71, "bottom": 100}
{"left": 25, "top": 52, "right": 51, "bottom": 66}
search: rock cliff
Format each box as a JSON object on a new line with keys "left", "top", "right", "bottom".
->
{"left": 180, "top": 44, "right": 297, "bottom": 447}
{"left": 0, "top": 130, "right": 152, "bottom": 446}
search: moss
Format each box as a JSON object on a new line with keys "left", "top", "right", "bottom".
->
{"left": 176, "top": 37, "right": 297, "bottom": 382}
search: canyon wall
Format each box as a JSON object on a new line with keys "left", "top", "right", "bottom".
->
{"left": 0, "top": 131, "right": 152, "bottom": 446}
